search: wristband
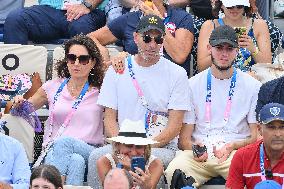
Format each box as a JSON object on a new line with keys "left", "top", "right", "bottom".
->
{"left": 252, "top": 46, "right": 259, "bottom": 57}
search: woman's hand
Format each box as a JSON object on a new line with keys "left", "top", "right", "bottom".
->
{"left": 116, "top": 154, "right": 131, "bottom": 170}
{"left": 139, "top": 3, "right": 163, "bottom": 18}
{"left": 12, "top": 95, "right": 25, "bottom": 108}
{"left": 130, "top": 167, "right": 152, "bottom": 189}
{"left": 109, "top": 52, "right": 128, "bottom": 74}
{"left": 238, "top": 34, "right": 257, "bottom": 54}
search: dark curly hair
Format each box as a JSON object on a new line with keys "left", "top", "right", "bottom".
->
{"left": 212, "top": 0, "right": 252, "bottom": 18}
{"left": 30, "top": 165, "right": 62, "bottom": 189}
{"left": 56, "top": 34, "right": 104, "bottom": 88}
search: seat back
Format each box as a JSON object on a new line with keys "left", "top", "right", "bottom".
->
{"left": 1, "top": 114, "right": 34, "bottom": 163}
{"left": 0, "top": 44, "right": 47, "bottom": 102}
{"left": 0, "top": 44, "right": 47, "bottom": 81}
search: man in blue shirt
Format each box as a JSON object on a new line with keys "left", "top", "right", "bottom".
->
{"left": 0, "top": 132, "right": 30, "bottom": 189}
{"left": 88, "top": 0, "right": 194, "bottom": 76}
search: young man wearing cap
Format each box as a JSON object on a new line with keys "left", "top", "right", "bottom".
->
{"left": 226, "top": 103, "right": 284, "bottom": 189}
{"left": 87, "top": 14, "right": 190, "bottom": 188}
{"left": 165, "top": 25, "right": 261, "bottom": 188}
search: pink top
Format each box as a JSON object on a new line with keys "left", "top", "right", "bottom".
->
{"left": 42, "top": 78, "right": 104, "bottom": 145}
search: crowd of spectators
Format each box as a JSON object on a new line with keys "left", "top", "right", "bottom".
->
{"left": 1, "top": 0, "right": 284, "bottom": 189}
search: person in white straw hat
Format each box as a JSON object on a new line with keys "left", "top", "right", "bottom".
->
{"left": 97, "top": 119, "right": 163, "bottom": 189}
{"left": 197, "top": 0, "right": 272, "bottom": 73}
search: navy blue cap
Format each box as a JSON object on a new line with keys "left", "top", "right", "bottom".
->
{"left": 254, "top": 180, "right": 281, "bottom": 189}
{"left": 259, "top": 103, "right": 284, "bottom": 124}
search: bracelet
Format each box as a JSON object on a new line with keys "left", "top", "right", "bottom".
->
{"left": 252, "top": 46, "right": 259, "bottom": 57}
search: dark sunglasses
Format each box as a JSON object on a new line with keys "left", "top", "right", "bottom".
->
{"left": 142, "top": 34, "right": 164, "bottom": 44}
{"left": 226, "top": 5, "right": 245, "bottom": 9}
{"left": 66, "top": 53, "right": 91, "bottom": 65}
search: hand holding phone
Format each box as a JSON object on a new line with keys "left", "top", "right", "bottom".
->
{"left": 131, "top": 156, "right": 145, "bottom": 174}
{"left": 234, "top": 27, "right": 247, "bottom": 37}
{"left": 192, "top": 144, "right": 207, "bottom": 158}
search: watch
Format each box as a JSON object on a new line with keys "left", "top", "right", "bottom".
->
{"left": 82, "top": 0, "right": 93, "bottom": 10}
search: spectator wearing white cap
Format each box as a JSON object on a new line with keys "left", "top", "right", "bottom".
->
{"left": 226, "top": 103, "right": 284, "bottom": 189}
{"left": 97, "top": 119, "right": 163, "bottom": 189}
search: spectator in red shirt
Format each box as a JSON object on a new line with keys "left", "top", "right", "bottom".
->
{"left": 226, "top": 103, "right": 284, "bottom": 189}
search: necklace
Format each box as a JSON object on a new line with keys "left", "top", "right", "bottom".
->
{"left": 68, "top": 81, "right": 86, "bottom": 98}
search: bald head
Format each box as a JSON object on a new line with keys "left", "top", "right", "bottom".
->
{"left": 103, "top": 168, "right": 133, "bottom": 189}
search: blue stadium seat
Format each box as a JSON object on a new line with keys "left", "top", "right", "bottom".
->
{"left": 0, "top": 24, "right": 4, "bottom": 42}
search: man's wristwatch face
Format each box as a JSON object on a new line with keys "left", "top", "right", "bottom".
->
{"left": 83, "top": 1, "right": 92, "bottom": 9}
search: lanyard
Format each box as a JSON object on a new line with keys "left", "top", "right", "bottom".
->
{"left": 163, "top": 13, "right": 170, "bottom": 25}
{"left": 259, "top": 143, "right": 267, "bottom": 181}
{"left": 46, "top": 78, "right": 90, "bottom": 145}
{"left": 127, "top": 56, "right": 148, "bottom": 107}
{"left": 205, "top": 68, "right": 237, "bottom": 125}
{"left": 127, "top": 56, "right": 168, "bottom": 130}
{"left": 259, "top": 143, "right": 284, "bottom": 188}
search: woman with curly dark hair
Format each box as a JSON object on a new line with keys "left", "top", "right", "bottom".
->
{"left": 13, "top": 34, "right": 105, "bottom": 185}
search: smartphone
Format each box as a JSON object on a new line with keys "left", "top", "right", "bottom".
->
{"left": 192, "top": 144, "right": 207, "bottom": 158}
{"left": 131, "top": 156, "right": 145, "bottom": 173}
{"left": 234, "top": 27, "right": 247, "bottom": 37}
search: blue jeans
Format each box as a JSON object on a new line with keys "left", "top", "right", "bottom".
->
{"left": 3, "top": 5, "right": 106, "bottom": 44}
{"left": 44, "top": 137, "right": 97, "bottom": 186}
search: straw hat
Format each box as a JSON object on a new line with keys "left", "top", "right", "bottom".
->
{"left": 107, "top": 119, "right": 157, "bottom": 145}
{"left": 221, "top": 0, "right": 250, "bottom": 7}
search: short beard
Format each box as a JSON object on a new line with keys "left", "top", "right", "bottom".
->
{"left": 138, "top": 47, "right": 159, "bottom": 62}
{"left": 211, "top": 54, "right": 233, "bottom": 71}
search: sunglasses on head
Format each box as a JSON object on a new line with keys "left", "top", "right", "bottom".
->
{"left": 142, "top": 34, "right": 164, "bottom": 44}
{"left": 66, "top": 53, "right": 91, "bottom": 65}
{"left": 226, "top": 5, "right": 245, "bottom": 9}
